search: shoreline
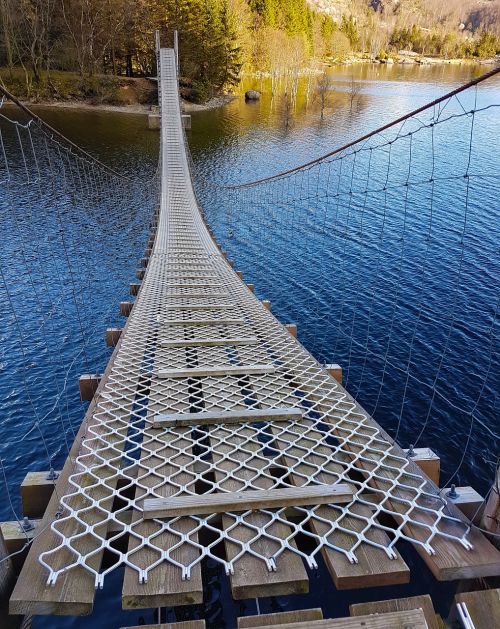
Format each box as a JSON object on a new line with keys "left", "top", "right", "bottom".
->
{"left": 24, "top": 93, "right": 236, "bottom": 116}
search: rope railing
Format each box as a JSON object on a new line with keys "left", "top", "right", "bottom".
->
{"left": 195, "top": 68, "right": 500, "bottom": 499}
{"left": 0, "top": 76, "right": 159, "bottom": 549}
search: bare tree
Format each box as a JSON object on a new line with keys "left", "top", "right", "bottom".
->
{"left": 316, "top": 70, "right": 331, "bottom": 120}
{"left": 348, "top": 73, "right": 361, "bottom": 112}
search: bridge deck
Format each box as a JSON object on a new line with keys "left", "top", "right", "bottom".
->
{"left": 9, "top": 48, "right": 500, "bottom": 617}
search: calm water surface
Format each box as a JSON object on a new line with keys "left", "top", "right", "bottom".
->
{"left": 1, "top": 63, "right": 497, "bottom": 628}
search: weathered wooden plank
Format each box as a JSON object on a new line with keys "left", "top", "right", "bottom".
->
{"left": 238, "top": 609, "right": 323, "bottom": 627}
{"left": 350, "top": 595, "right": 439, "bottom": 629}
{"left": 10, "top": 314, "right": 148, "bottom": 615}
{"left": 198, "top": 356, "right": 309, "bottom": 599}
{"left": 160, "top": 337, "right": 257, "bottom": 348}
{"left": 144, "top": 484, "right": 353, "bottom": 518}
{"left": 122, "top": 372, "right": 203, "bottom": 608}
{"left": 249, "top": 371, "right": 410, "bottom": 590}
{"left": 160, "top": 318, "right": 245, "bottom": 326}
{"left": 153, "top": 407, "right": 303, "bottom": 427}
{"left": 272, "top": 419, "right": 410, "bottom": 588}
{"left": 121, "top": 622, "right": 206, "bottom": 629}
{"left": 281, "top": 363, "right": 500, "bottom": 581}
{"left": 158, "top": 364, "right": 276, "bottom": 378}
{"left": 163, "top": 303, "right": 236, "bottom": 311}
{"left": 453, "top": 588, "right": 500, "bottom": 629}
{"left": 243, "top": 609, "right": 428, "bottom": 629}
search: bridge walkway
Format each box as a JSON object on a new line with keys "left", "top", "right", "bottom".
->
{"left": 9, "top": 47, "right": 500, "bottom": 617}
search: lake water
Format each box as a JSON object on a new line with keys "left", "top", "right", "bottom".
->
{"left": 0, "top": 62, "right": 498, "bottom": 628}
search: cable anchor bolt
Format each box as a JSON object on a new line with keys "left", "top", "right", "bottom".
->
{"left": 20, "top": 516, "right": 35, "bottom": 533}
{"left": 46, "top": 467, "right": 59, "bottom": 481}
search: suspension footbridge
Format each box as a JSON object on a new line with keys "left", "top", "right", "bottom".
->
{"left": 0, "top": 40, "right": 499, "bottom": 628}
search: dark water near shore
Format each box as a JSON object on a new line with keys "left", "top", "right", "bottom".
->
{"left": 0, "top": 63, "right": 498, "bottom": 628}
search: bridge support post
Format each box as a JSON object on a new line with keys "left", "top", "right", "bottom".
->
{"left": 284, "top": 323, "right": 297, "bottom": 338}
{"left": 262, "top": 300, "right": 271, "bottom": 311}
{"left": 445, "top": 486, "right": 483, "bottom": 521}
{"left": 148, "top": 113, "right": 160, "bottom": 130}
{"left": 21, "top": 472, "right": 60, "bottom": 519}
{"left": 481, "top": 466, "right": 500, "bottom": 548}
{"left": 120, "top": 301, "right": 134, "bottom": 317}
{"left": 130, "top": 283, "right": 141, "bottom": 296}
{"left": 106, "top": 328, "right": 122, "bottom": 347}
{"left": 182, "top": 115, "right": 191, "bottom": 130}
{"left": 325, "top": 364, "right": 342, "bottom": 385}
{"left": 403, "top": 447, "right": 440, "bottom": 485}
{"left": 1, "top": 520, "right": 39, "bottom": 572}
{"left": 79, "top": 374, "right": 102, "bottom": 401}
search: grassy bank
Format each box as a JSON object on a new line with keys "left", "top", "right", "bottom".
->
{"left": 0, "top": 68, "right": 158, "bottom": 108}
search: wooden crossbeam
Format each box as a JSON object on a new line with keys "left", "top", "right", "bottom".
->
{"left": 143, "top": 484, "right": 353, "bottom": 519}
{"left": 163, "top": 303, "right": 236, "bottom": 311}
{"left": 160, "top": 318, "right": 245, "bottom": 326}
{"left": 158, "top": 364, "right": 276, "bottom": 378}
{"left": 160, "top": 337, "right": 257, "bottom": 348}
{"left": 153, "top": 407, "right": 303, "bottom": 427}
{"left": 164, "top": 292, "right": 229, "bottom": 298}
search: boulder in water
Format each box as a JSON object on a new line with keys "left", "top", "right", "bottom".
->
{"left": 245, "top": 90, "right": 261, "bottom": 101}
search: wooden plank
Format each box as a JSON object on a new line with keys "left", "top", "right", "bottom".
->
{"left": 255, "top": 369, "right": 410, "bottom": 590}
{"left": 287, "top": 368, "right": 500, "bottom": 581}
{"left": 160, "top": 337, "right": 257, "bottom": 348}
{"left": 244, "top": 609, "right": 428, "bottom": 629}
{"left": 163, "top": 303, "right": 236, "bottom": 311}
{"left": 122, "top": 361, "right": 203, "bottom": 608}
{"left": 350, "top": 595, "right": 438, "bottom": 629}
{"left": 208, "top": 422, "right": 309, "bottom": 599}
{"left": 454, "top": 588, "right": 500, "bottom": 629}
{"left": 196, "top": 353, "right": 309, "bottom": 599}
{"left": 273, "top": 420, "right": 410, "bottom": 588}
{"left": 144, "top": 484, "right": 353, "bottom": 518}
{"left": 238, "top": 609, "right": 323, "bottom": 627}
{"left": 165, "top": 293, "right": 229, "bottom": 298}
{"left": 153, "top": 407, "right": 303, "bottom": 427}
{"left": 10, "top": 310, "right": 150, "bottom": 615}
{"left": 160, "top": 318, "right": 245, "bottom": 326}
{"left": 158, "top": 364, "right": 276, "bottom": 378}
{"left": 121, "top": 622, "right": 206, "bottom": 629}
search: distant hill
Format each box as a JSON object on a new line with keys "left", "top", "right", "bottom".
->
{"left": 307, "top": 0, "right": 500, "bottom": 35}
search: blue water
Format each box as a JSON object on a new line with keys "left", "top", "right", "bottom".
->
{"left": 0, "top": 63, "right": 498, "bottom": 627}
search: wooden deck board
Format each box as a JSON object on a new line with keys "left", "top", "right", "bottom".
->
{"left": 121, "top": 338, "right": 203, "bottom": 608}
{"left": 237, "top": 608, "right": 323, "bottom": 627}
{"left": 144, "top": 484, "right": 353, "bottom": 518}
{"left": 240, "top": 609, "right": 428, "bottom": 628}
{"left": 200, "top": 361, "right": 309, "bottom": 600}
{"left": 10, "top": 320, "right": 150, "bottom": 616}
{"left": 279, "top": 362, "right": 500, "bottom": 581}
{"left": 454, "top": 588, "right": 500, "bottom": 629}
{"left": 350, "top": 595, "right": 438, "bottom": 629}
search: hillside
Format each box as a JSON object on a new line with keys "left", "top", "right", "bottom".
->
{"left": 307, "top": 0, "right": 500, "bottom": 36}
{"left": 0, "top": 0, "right": 499, "bottom": 104}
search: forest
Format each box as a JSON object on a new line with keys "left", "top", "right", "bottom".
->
{"left": 0, "top": 0, "right": 499, "bottom": 102}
